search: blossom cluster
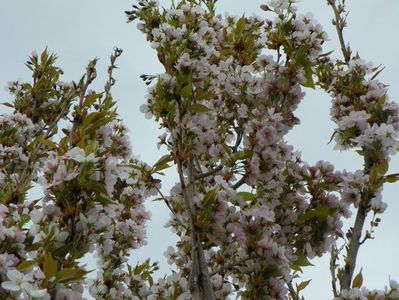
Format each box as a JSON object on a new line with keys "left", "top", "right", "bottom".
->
{"left": 319, "top": 57, "right": 399, "bottom": 157}
{"left": 0, "top": 113, "right": 40, "bottom": 199}
{"left": 336, "top": 279, "right": 399, "bottom": 300}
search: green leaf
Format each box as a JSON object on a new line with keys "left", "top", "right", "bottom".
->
{"left": 156, "top": 80, "right": 165, "bottom": 98}
{"left": 290, "top": 250, "right": 314, "bottom": 272}
{"left": 318, "top": 50, "right": 334, "bottom": 58}
{"left": 302, "top": 66, "right": 315, "bottom": 89}
{"left": 191, "top": 103, "right": 209, "bottom": 113}
{"left": 238, "top": 192, "right": 254, "bottom": 201}
{"left": 153, "top": 154, "right": 172, "bottom": 172}
{"left": 219, "top": 48, "right": 235, "bottom": 57}
{"left": 94, "top": 194, "right": 115, "bottom": 205}
{"left": 154, "top": 163, "right": 170, "bottom": 172}
{"left": 133, "top": 261, "right": 147, "bottom": 275}
{"left": 41, "top": 138, "right": 57, "bottom": 149}
{"left": 52, "top": 244, "right": 71, "bottom": 258}
{"left": 197, "top": 91, "right": 215, "bottom": 100}
{"left": 43, "top": 253, "right": 57, "bottom": 279}
{"left": 203, "top": 189, "right": 217, "bottom": 205}
{"left": 55, "top": 267, "right": 88, "bottom": 283}
{"left": 232, "top": 150, "right": 251, "bottom": 161}
{"left": 85, "top": 143, "right": 96, "bottom": 155}
{"left": 370, "top": 66, "right": 385, "bottom": 80}
{"left": 297, "top": 279, "right": 311, "bottom": 292}
{"left": 17, "top": 260, "right": 36, "bottom": 272}
{"left": 352, "top": 268, "right": 363, "bottom": 288}
{"left": 127, "top": 264, "right": 133, "bottom": 276}
{"left": 369, "top": 159, "right": 389, "bottom": 186}
{"left": 130, "top": 163, "right": 144, "bottom": 171}
{"left": 1, "top": 102, "right": 14, "bottom": 108}
{"left": 84, "top": 93, "right": 101, "bottom": 107}
{"left": 235, "top": 16, "right": 246, "bottom": 36}
{"left": 327, "top": 130, "right": 337, "bottom": 145}
{"left": 59, "top": 136, "right": 69, "bottom": 153}
{"left": 82, "top": 112, "right": 98, "bottom": 127}
{"left": 385, "top": 173, "right": 399, "bottom": 183}
{"left": 181, "top": 84, "right": 192, "bottom": 99}
{"left": 260, "top": 264, "right": 282, "bottom": 278}
{"left": 300, "top": 207, "right": 333, "bottom": 222}
{"left": 375, "top": 160, "right": 389, "bottom": 175}
{"left": 86, "top": 181, "right": 107, "bottom": 195}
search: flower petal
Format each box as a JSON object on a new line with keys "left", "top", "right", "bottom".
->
{"left": 2, "top": 280, "right": 20, "bottom": 291}
{"left": 6, "top": 269, "right": 22, "bottom": 281}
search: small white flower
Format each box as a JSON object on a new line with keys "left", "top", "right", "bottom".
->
{"left": 100, "top": 124, "right": 113, "bottom": 147}
{"left": 370, "top": 194, "right": 387, "bottom": 213}
{"left": 66, "top": 147, "right": 97, "bottom": 163}
{"left": 337, "top": 111, "right": 370, "bottom": 132}
{"left": 30, "top": 209, "right": 44, "bottom": 224}
{"left": 2, "top": 269, "right": 47, "bottom": 298}
{"left": 0, "top": 254, "right": 19, "bottom": 273}
{"left": 268, "top": 0, "right": 290, "bottom": 12}
{"left": 136, "top": 23, "right": 144, "bottom": 31}
{"left": 49, "top": 163, "right": 79, "bottom": 188}
{"left": 157, "top": 132, "right": 168, "bottom": 149}
{"left": 151, "top": 41, "right": 160, "bottom": 49}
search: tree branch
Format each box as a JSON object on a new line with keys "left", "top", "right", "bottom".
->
{"left": 339, "top": 200, "right": 367, "bottom": 290}
{"left": 339, "top": 154, "right": 374, "bottom": 291}
{"left": 177, "top": 159, "right": 216, "bottom": 300}
{"left": 327, "top": 0, "right": 374, "bottom": 292}
{"left": 330, "top": 245, "right": 340, "bottom": 297}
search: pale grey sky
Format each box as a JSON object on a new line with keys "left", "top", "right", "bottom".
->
{"left": 1, "top": 1, "right": 398, "bottom": 299}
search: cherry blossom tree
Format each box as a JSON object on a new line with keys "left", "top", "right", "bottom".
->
{"left": 0, "top": 48, "right": 160, "bottom": 299}
{"left": 126, "top": 0, "right": 399, "bottom": 299}
{"left": 0, "top": 0, "right": 398, "bottom": 299}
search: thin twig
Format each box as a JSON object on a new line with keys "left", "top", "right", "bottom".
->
{"left": 328, "top": 0, "right": 351, "bottom": 64}
{"left": 231, "top": 130, "right": 243, "bottom": 153}
{"left": 104, "top": 47, "right": 123, "bottom": 98}
{"left": 195, "top": 165, "right": 223, "bottom": 180}
{"left": 232, "top": 176, "right": 245, "bottom": 190}
{"left": 69, "top": 59, "right": 97, "bottom": 148}
{"left": 154, "top": 185, "right": 188, "bottom": 230}
{"left": 194, "top": 128, "right": 242, "bottom": 180}
{"left": 359, "top": 213, "right": 377, "bottom": 246}
{"left": 330, "top": 245, "right": 339, "bottom": 297}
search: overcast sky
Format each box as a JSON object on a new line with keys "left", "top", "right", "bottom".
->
{"left": 1, "top": 1, "right": 398, "bottom": 299}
